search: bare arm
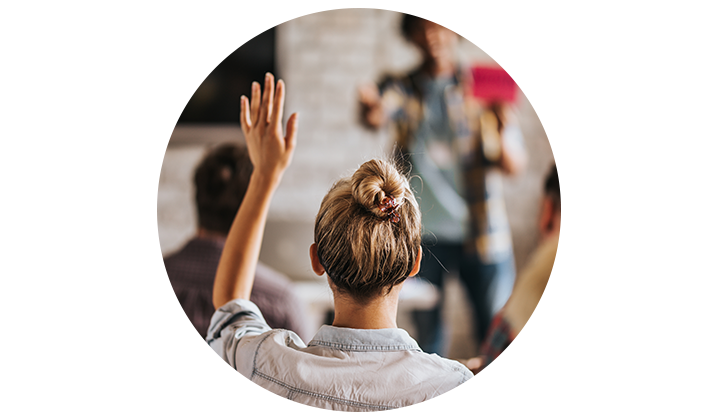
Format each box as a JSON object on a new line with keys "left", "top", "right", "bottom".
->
{"left": 498, "top": 137, "right": 527, "bottom": 175}
{"left": 494, "top": 104, "right": 528, "bottom": 175}
{"left": 212, "top": 73, "right": 299, "bottom": 309}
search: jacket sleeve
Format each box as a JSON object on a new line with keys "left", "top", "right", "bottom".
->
{"left": 452, "top": 368, "right": 484, "bottom": 411}
{"left": 206, "top": 299, "right": 272, "bottom": 370}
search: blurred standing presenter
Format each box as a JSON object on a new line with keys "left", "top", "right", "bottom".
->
{"left": 359, "top": 14, "right": 527, "bottom": 355}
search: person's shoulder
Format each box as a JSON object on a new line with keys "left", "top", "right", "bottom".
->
{"left": 162, "top": 243, "right": 187, "bottom": 265}
{"left": 157, "top": 238, "right": 204, "bottom": 268}
{"left": 248, "top": 328, "right": 308, "bottom": 363}
{"left": 408, "top": 352, "right": 484, "bottom": 411}
{"left": 430, "top": 357, "right": 484, "bottom": 411}
{"left": 163, "top": 252, "right": 189, "bottom": 274}
{"left": 379, "top": 72, "right": 405, "bottom": 83}
{"left": 417, "top": 351, "right": 474, "bottom": 382}
{"left": 254, "top": 262, "right": 294, "bottom": 288}
{"left": 378, "top": 69, "right": 418, "bottom": 91}
{"left": 164, "top": 238, "right": 224, "bottom": 284}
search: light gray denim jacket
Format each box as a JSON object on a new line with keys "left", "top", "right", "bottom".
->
{"left": 207, "top": 299, "right": 473, "bottom": 411}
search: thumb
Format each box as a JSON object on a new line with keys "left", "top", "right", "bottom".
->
{"left": 284, "top": 112, "right": 299, "bottom": 151}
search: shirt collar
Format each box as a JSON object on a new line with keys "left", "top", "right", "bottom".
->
{"left": 308, "top": 325, "right": 421, "bottom": 352}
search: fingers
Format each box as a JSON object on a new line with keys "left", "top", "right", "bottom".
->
{"left": 284, "top": 112, "right": 299, "bottom": 152}
{"left": 239, "top": 95, "right": 251, "bottom": 134}
{"left": 243, "top": 74, "right": 296, "bottom": 155}
{"left": 265, "top": 74, "right": 275, "bottom": 124}
{"left": 250, "top": 81, "right": 260, "bottom": 126}
{"left": 258, "top": 73, "right": 274, "bottom": 127}
{"left": 270, "top": 79, "right": 285, "bottom": 133}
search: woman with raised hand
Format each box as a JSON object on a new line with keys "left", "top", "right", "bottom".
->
{"left": 208, "top": 73, "right": 472, "bottom": 412}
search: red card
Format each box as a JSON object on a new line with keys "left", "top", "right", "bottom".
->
{"left": 470, "top": 65, "right": 518, "bottom": 104}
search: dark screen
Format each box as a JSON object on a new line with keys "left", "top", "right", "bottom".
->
{"left": 157, "top": 9, "right": 276, "bottom": 124}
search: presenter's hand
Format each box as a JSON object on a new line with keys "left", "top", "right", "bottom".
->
{"left": 240, "top": 73, "right": 299, "bottom": 188}
{"left": 358, "top": 83, "right": 385, "bottom": 128}
{"left": 487, "top": 102, "right": 527, "bottom": 175}
{"left": 488, "top": 102, "right": 516, "bottom": 133}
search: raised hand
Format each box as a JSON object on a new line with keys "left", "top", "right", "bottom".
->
{"left": 240, "top": 73, "right": 299, "bottom": 188}
{"left": 213, "top": 74, "right": 299, "bottom": 308}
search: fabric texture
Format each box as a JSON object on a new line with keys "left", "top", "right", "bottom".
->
{"left": 164, "top": 237, "right": 310, "bottom": 341}
{"left": 207, "top": 299, "right": 473, "bottom": 411}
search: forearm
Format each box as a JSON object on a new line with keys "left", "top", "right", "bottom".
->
{"left": 495, "top": 105, "right": 527, "bottom": 174}
{"left": 497, "top": 118, "right": 528, "bottom": 175}
{"left": 213, "top": 73, "right": 297, "bottom": 309}
{"left": 498, "top": 140, "right": 527, "bottom": 175}
{"left": 212, "top": 173, "right": 278, "bottom": 309}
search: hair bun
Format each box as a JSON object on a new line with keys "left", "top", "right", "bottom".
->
{"left": 314, "top": 157, "right": 422, "bottom": 302}
{"left": 351, "top": 159, "right": 406, "bottom": 219}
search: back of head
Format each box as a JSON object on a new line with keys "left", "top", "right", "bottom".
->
{"left": 505, "top": 236, "right": 561, "bottom": 409}
{"left": 538, "top": 164, "right": 561, "bottom": 240}
{"left": 401, "top": 9, "right": 463, "bottom": 40}
{"left": 314, "top": 159, "right": 422, "bottom": 303}
{"left": 544, "top": 164, "right": 560, "bottom": 212}
{"left": 194, "top": 143, "right": 253, "bottom": 235}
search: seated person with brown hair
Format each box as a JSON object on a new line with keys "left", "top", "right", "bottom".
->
{"left": 164, "top": 143, "right": 310, "bottom": 341}
{"left": 157, "top": 144, "right": 309, "bottom": 405}
{"left": 208, "top": 74, "right": 472, "bottom": 411}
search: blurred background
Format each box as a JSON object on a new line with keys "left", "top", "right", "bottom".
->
{"left": 157, "top": 9, "right": 555, "bottom": 360}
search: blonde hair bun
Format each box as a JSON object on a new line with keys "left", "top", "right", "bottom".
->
{"left": 314, "top": 158, "right": 421, "bottom": 303}
{"left": 351, "top": 159, "right": 407, "bottom": 219}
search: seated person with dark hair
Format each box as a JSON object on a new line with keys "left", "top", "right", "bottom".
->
{"left": 164, "top": 144, "right": 310, "bottom": 341}
{"left": 539, "top": 163, "right": 561, "bottom": 242}
{"left": 466, "top": 164, "right": 561, "bottom": 411}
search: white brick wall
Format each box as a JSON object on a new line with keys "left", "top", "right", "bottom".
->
{"left": 158, "top": 9, "right": 554, "bottom": 280}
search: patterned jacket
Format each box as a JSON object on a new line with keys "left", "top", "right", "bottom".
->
{"left": 378, "top": 65, "right": 521, "bottom": 263}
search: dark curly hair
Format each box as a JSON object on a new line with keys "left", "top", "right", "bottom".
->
{"left": 401, "top": 9, "right": 463, "bottom": 41}
{"left": 194, "top": 143, "right": 253, "bottom": 235}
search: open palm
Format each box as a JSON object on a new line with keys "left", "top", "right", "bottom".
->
{"left": 240, "top": 73, "right": 299, "bottom": 187}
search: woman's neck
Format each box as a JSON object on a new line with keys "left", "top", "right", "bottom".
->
{"left": 331, "top": 286, "right": 402, "bottom": 329}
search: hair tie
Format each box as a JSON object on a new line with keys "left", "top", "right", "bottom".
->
{"left": 378, "top": 195, "right": 401, "bottom": 223}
